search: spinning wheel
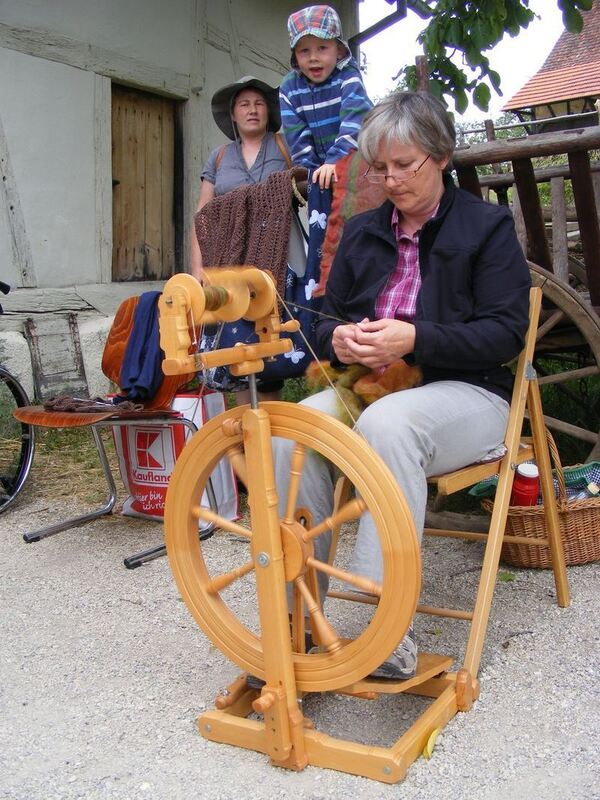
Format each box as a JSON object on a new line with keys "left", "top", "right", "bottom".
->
{"left": 157, "top": 267, "right": 514, "bottom": 783}
{"left": 164, "top": 402, "right": 420, "bottom": 693}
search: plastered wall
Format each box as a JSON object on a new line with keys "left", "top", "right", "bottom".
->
{"left": 0, "top": 0, "right": 358, "bottom": 289}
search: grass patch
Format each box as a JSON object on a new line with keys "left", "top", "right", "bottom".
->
{"left": 31, "top": 427, "right": 121, "bottom": 504}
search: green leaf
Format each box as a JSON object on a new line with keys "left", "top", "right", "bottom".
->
{"left": 498, "top": 571, "right": 516, "bottom": 583}
{"left": 488, "top": 69, "right": 502, "bottom": 92}
{"left": 453, "top": 88, "right": 469, "bottom": 114}
{"left": 473, "top": 82, "right": 491, "bottom": 111}
{"left": 563, "top": 7, "right": 584, "bottom": 33}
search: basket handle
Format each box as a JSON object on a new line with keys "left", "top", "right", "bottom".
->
{"left": 544, "top": 428, "right": 567, "bottom": 504}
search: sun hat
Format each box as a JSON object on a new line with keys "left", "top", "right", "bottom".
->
{"left": 211, "top": 76, "right": 281, "bottom": 140}
{"left": 287, "top": 5, "right": 350, "bottom": 66}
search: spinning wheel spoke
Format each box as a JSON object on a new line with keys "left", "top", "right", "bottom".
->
{"left": 306, "top": 556, "right": 382, "bottom": 597}
{"left": 226, "top": 444, "right": 247, "bottom": 489}
{"left": 294, "top": 575, "right": 342, "bottom": 654}
{"left": 302, "top": 497, "right": 366, "bottom": 542}
{"left": 192, "top": 506, "right": 252, "bottom": 539}
{"left": 206, "top": 560, "right": 255, "bottom": 594}
{"left": 290, "top": 583, "right": 307, "bottom": 653}
{"left": 283, "top": 443, "right": 306, "bottom": 523}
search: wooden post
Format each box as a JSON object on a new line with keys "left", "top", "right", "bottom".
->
{"left": 511, "top": 189, "right": 528, "bottom": 255}
{"left": 484, "top": 119, "right": 509, "bottom": 206}
{"left": 512, "top": 157, "right": 553, "bottom": 272}
{"left": 568, "top": 150, "right": 600, "bottom": 306}
{"left": 415, "top": 55, "right": 429, "bottom": 92}
{"left": 550, "top": 176, "right": 569, "bottom": 284}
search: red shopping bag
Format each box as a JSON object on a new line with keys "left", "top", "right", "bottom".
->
{"left": 112, "top": 392, "right": 238, "bottom": 527}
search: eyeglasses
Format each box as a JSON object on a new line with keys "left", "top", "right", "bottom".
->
{"left": 364, "top": 154, "right": 431, "bottom": 184}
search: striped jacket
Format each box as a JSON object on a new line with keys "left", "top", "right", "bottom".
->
{"left": 279, "top": 57, "right": 373, "bottom": 170}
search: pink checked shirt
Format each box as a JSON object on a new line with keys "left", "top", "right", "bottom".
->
{"left": 374, "top": 206, "right": 437, "bottom": 322}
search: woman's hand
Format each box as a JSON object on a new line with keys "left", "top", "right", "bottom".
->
{"left": 345, "top": 318, "right": 416, "bottom": 369}
{"left": 332, "top": 323, "right": 360, "bottom": 364}
{"left": 312, "top": 163, "right": 337, "bottom": 190}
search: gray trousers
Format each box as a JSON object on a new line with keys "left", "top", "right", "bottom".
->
{"left": 274, "top": 381, "right": 509, "bottom": 589}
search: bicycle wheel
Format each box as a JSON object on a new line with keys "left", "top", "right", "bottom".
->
{"left": 0, "top": 366, "right": 35, "bottom": 512}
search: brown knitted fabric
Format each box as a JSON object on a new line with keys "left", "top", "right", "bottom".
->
{"left": 43, "top": 396, "right": 143, "bottom": 413}
{"left": 195, "top": 169, "right": 303, "bottom": 302}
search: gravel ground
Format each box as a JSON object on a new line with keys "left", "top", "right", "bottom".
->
{"left": 2, "top": 485, "right": 599, "bottom": 800}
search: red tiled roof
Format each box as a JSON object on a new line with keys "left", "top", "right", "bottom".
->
{"left": 502, "top": 62, "right": 600, "bottom": 110}
{"left": 502, "top": 1, "right": 600, "bottom": 111}
{"left": 541, "top": 1, "right": 600, "bottom": 71}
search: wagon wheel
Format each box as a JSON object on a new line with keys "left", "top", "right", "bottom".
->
{"left": 529, "top": 261, "right": 600, "bottom": 460}
{"left": 164, "top": 402, "right": 421, "bottom": 693}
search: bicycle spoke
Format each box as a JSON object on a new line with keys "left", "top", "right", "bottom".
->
{"left": 193, "top": 506, "right": 252, "bottom": 539}
{"left": 206, "top": 560, "right": 255, "bottom": 594}
{"left": 294, "top": 575, "right": 342, "bottom": 653}
{"left": 302, "top": 497, "right": 366, "bottom": 542}
{"left": 306, "top": 556, "right": 382, "bottom": 597}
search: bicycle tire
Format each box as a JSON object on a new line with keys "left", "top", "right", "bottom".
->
{"left": 0, "top": 366, "right": 35, "bottom": 512}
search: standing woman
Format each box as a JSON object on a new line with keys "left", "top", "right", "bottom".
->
{"left": 190, "top": 76, "right": 291, "bottom": 280}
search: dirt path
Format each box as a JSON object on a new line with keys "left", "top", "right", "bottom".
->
{"left": 1, "top": 479, "right": 599, "bottom": 800}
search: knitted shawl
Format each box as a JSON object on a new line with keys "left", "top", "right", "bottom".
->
{"left": 195, "top": 168, "right": 303, "bottom": 302}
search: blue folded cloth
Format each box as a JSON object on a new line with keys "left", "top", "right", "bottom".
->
{"left": 117, "top": 291, "right": 163, "bottom": 403}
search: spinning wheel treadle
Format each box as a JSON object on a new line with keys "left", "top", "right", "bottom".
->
{"left": 164, "top": 402, "right": 421, "bottom": 693}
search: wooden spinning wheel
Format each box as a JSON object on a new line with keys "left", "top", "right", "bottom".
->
{"left": 164, "top": 401, "right": 420, "bottom": 693}
{"left": 160, "top": 267, "right": 420, "bottom": 693}
{"left": 157, "top": 268, "right": 490, "bottom": 783}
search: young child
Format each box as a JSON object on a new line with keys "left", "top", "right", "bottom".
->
{"left": 279, "top": 6, "right": 373, "bottom": 319}
{"left": 279, "top": 5, "right": 373, "bottom": 190}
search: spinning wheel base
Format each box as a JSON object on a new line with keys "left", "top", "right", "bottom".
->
{"left": 199, "top": 657, "right": 472, "bottom": 784}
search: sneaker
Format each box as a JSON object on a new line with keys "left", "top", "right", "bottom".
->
{"left": 369, "top": 626, "right": 417, "bottom": 680}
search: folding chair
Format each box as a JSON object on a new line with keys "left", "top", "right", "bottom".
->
{"left": 329, "top": 286, "right": 570, "bottom": 675}
{"left": 13, "top": 295, "right": 218, "bottom": 563}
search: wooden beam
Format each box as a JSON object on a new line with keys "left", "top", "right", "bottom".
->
{"left": 550, "top": 177, "right": 568, "bottom": 284}
{"left": 478, "top": 161, "right": 600, "bottom": 190}
{"left": 0, "top": 22, "right": 190, "bottom": 99}
{"left": 511, "top": 189, "right": 528, "bottom": 254}
{"left": 453, "top": 127, "right": 600, "bottom": 168}
{"left": 94, "top": 75, "right": 112, "bottom": 284}
{"left": 0, "top": 113, "right": 36, "bottom": 287}
{"left": 454, "top": 165, "right": 483, "bottom": 199}
{"left": 512, "top": 158, "right": 552, "bottom": 271}
{"left": 568, "top": 150, "right": 600, "bottom": 306}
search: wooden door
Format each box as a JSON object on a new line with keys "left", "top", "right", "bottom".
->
{"left": 111, "top": 85, "right": 177, "bottom": 280}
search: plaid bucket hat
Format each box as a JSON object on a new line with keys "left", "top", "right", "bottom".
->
{"left": 288, "top": 5, "right": 350, "bottom": 60}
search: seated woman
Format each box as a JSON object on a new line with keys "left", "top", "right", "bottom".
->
{"left": 274, "top": 91, "right": 531, "bottom": 679}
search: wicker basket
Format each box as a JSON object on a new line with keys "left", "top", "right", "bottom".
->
{"left": 482, "top": 435, "right": 600, "bottom": 569}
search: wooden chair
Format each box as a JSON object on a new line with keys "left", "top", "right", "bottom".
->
{"left": 13, "top": 295, "right": 217, "bottom": 562}
{"left": 329, "top": 286, "right": 570, "bottom": 681}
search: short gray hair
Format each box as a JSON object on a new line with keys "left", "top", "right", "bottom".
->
{"left": 358, "top": 91, "right": 456, "bottom": 165}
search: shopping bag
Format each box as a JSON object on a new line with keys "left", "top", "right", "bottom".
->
{"left": 111, "top": 392, "right": 238, "bottom": 527}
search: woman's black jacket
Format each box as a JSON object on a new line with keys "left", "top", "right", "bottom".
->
{"left": 316, "top": 176, "right": 531, "bottom": 403}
